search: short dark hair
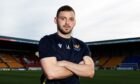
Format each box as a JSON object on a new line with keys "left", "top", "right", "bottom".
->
{"left": 56, "top": 5, "right": 75, "bottom": 17}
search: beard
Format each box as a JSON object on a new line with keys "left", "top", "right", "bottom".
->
{"left": 57, "top": 24, "right": 73, "bottom": 34}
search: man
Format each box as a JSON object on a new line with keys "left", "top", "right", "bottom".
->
{"left": 39, "top": 5, "right": 95, "bottom": 84}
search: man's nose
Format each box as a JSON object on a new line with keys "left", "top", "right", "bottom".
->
{"left": 66, "top": 19, "right": 70, "bottom": 24}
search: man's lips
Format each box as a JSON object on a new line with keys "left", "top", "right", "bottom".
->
{"left": 63, "top": 25, "right": 71, "bottom": 28}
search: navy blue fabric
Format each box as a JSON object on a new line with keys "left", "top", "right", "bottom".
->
{"left": 39, "top": 33, "right": 91, "bottom": 84}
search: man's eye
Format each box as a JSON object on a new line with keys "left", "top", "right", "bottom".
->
{"left": 70, "top": 18, "right": 74, "bottom": 21}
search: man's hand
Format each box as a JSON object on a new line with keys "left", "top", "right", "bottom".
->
{"left": 79, "top": 61, "right": 85, "bottom": 64}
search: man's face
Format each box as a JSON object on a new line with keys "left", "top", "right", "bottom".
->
{"left": 55, "top": 11, "right": 76, "bottom": 34}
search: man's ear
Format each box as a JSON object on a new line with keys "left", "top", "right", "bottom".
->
{"left": 54, "top": 17, "right": 57, "bottom": 24}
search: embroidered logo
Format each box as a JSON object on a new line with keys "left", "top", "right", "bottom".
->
{"left": 66, "top": 45, "right": 70, "bottom": 49}
{"left": 74, "top": 44, "right": 80, "bottom": 51}
{"left": 58, "top": 43, "right": 62, "bottom": 48}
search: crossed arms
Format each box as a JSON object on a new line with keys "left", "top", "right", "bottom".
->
{"left": 40, "top": 56, "right": 95, "bottom": 80}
